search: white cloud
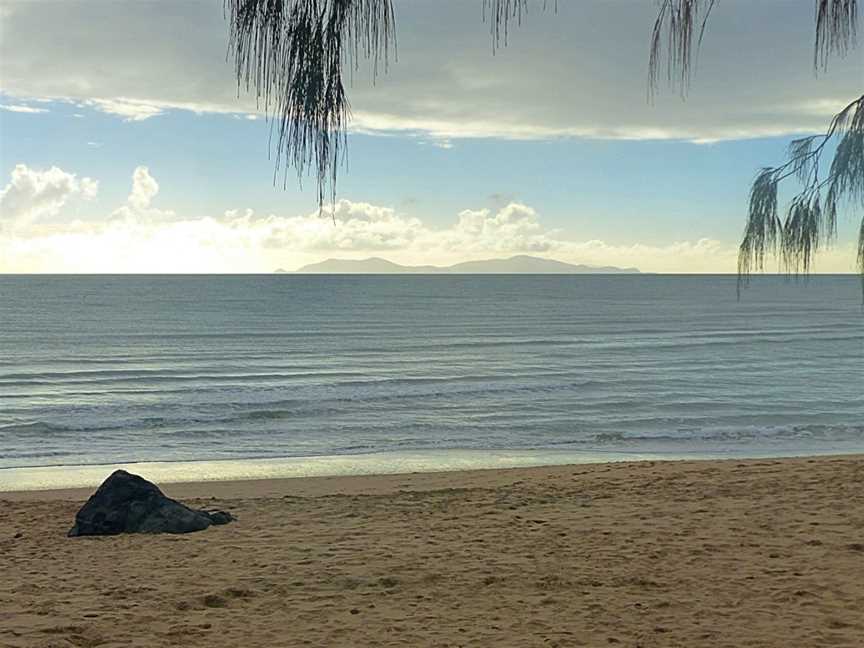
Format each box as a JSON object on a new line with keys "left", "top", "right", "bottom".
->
{"left": 2, "top": 165, "right": 859, "bottom": 274}
{"left": 109, "top": 165, "right": 174, "bottom": 223}
{"left": 441, "top": 204, "right": 559, "bottom": 254}
{"left": 128, "top": 166, "right": 159, "bottom": 209}
{"left": 0, "top": 164, "right": 97, "bottom": 232}
{"left": 228, "top": 200, "right": 559, "bottom": 258}
{"left": 83, "top": 98, "right": 166, "bottom": 121}
{"left": 0, "top": 103, "right": 48, "bottom": 114}
{"left": 78, "top": 97, "right": 260, "bottom": 122}
{"left": 430, "top": 139, "right": 454, "bottom": 150}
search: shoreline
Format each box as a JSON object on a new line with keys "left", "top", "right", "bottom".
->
{"left": 3, "top": 454, "right": 863, "bottom": 646}
{"left": 3, "top": 451, "right": 863, "bottom": 502}
{"left": 3, "top": 446, "right": 864, "bottom": 495}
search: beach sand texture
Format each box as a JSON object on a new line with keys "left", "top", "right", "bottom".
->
{"left": 1, "top": 455, "right": 863, "bottom": 647}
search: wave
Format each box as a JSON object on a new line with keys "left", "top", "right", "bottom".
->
{"left": 3, "top": 378, "right": 862, "bottom": 445}
{"left": 0, "top": 368, "right": 374, "bottom": 387}
{"left": 0, "top": 421, "right": 70, "bottom": 436}
{"left": 587, "top": 424, "right": 864, "bottom": 445}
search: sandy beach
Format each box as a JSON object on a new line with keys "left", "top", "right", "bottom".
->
{"left": 2, "top": 455, "right": 863, "bottom": 647}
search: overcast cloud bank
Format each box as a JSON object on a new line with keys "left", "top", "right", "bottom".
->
{"left": 1, "top": 1, "right": 860, "bottom": 143}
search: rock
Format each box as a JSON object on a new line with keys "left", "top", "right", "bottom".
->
{"left": 206, "top": 510, "right": 234, "bottom": 526}
{"left": 67, "top": 470, "right": 235, "bottom": 537}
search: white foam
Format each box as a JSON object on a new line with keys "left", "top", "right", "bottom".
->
{"left": 0, "top": 449, "right": 665, "bottom": 491}
{"left": 2, "top": 447, "right": 858, "bottom": 492}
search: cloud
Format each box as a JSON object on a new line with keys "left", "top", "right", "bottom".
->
{"left": 128, "top": 166, "right": 159, "bottom": 209}
{"left": 2, "top": 165, "right": 859, "bottom": 274}
{"left": 0, "top": 103, "right": 48, "bottom": 114}
{"left": 84, "top": 98, "right": 166, "bottom": 121}
{"left": 78, "top": 97, "right": 260, "bottom": 121}
{"left": 0, "top": 164, "right": 97, "bottom": 232}
{"left": 229, "top": 200, "right": 560, "bottom": 258}
{"left": 109, "top": 165, "right": 174, "bottom": 223}
{"left": 442, "top": 204, "right": 559, "bottom": 254}
{"left": 279, "top": 200, "right": 423, "bottom": 251}
{"left": 0, "top": 1, "right": 860, "bottom": 142}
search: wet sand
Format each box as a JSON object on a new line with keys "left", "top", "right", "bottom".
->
{"left": 2, "top": 455, "right": 863, "bottom": 647}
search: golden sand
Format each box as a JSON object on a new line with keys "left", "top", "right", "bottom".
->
{"left": 2, "top": 455, "right": 863, "bottom": 647}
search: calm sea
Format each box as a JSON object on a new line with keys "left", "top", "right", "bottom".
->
{"left": 0, "top": 275, "right": 862, "bottom": 476}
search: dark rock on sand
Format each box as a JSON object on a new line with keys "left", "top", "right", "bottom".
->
{"left": 68, "top": 470, "right": 234, "bottom": 537}
{"left": 207, "top": 510, "right": 235, "bottom": 526}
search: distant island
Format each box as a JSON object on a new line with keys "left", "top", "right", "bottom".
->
{"left": 287, "top": 255, "right": 640, "bottom": 274}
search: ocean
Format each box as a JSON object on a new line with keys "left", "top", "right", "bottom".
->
{"left": 1, "top": 275, "right": 862, "bottom": 488}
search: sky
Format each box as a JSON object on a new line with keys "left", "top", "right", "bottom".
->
{"left": 0, "top": 0, "right": 861, "bottom": 273}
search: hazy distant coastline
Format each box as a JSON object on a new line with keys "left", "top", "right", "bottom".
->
{"left": 282, "top": 255, "right": 640, "bottom": 274}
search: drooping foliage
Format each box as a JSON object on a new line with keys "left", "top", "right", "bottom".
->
{"left": 816, "top": 0, "right": 859, "bottom": 69}
{"left": 225, "top": 0, "right": 396, "bottom": 207}
{"left": 738, "top": 96, "right": 864, "bottom": 284}
{"left": 648, "top": 0, "right": 717, "bottom": 95}
{"left": 481, "top": 0, "right": 557, "bottom": 51}
{"left": 736, "top": 17, "right": 862, "bottom": 290}
{"left": 224, "top": 0, "right": 862, "bottom": 284}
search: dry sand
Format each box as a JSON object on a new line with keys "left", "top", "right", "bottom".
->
{"left": 1, "top": 455, "right": 863, "bottom": 647}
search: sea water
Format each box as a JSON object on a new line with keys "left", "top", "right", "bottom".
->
{"left": 1, "top": 275, "right": 861, "bottom": 488}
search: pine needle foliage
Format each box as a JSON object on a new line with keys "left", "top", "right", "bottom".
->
{"left": 816, "top": 0, "right": 859, "bottom": 69}
{"left": 737, "top": 95, "right": 864, "bottom": 294}
{"left": 648, "top": 0, "right": 717, "bottom": 96}
{"left": 481, "top": 0, "right": 556, "bottom": 51}
{"left": 225, "top": 0, "right": 396, "bottom": 209}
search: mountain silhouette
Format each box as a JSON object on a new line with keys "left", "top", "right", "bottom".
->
{"left": 290, "top": 255, "right": 640, "bottom": 274}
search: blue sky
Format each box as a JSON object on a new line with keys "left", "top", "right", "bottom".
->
{"left": 0, "top": 0, "right": 861, "bottom": 272}
{"left": 1, "top": 101, "right": 802, "bottom": 243}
